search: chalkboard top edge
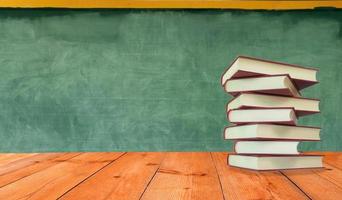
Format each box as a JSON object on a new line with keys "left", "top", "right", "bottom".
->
{"left": 0, "top": 1, "right": 341, "bottom": 10}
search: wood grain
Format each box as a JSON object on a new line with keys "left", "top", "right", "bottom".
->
{"left": 0, "top": 153, "right": 79, "bottom": 187}
{"left": 0, "top": 153, "right": 65, "bottom": 175}
{"left": 282, "top": 165, "right": 342, "bottom": 200}
{"left": 60, "top": 152, "right": 164, "bottom": 200}
{"left": 0, "top": 152, "right": 341, "bottom": 199}
{"left": 320, "top": 163, "right": 342, "bottom": 188}
{"left": 211, "top": 152, "right": 309, "bottom": 200}
{"left": 0, "top": 152, "right": 124, "bottom": 200}
{"left": 0, "top": 0, "right": 341, "bottom": 9}
{"left": 141, "top": 152, "right": 224, "bottom": 200}
{"left": 0, "top": 154, "right": 37, "bottom": 165}
{"left": 324, "top": 152, "right": 342, "bottom": 170}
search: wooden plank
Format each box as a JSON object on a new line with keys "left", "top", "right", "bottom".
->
{"left": 0, "top": 153, "right": 80, "bottom": 187}
{"left": 282, "top": 163, "right": 342, "bottom": 200}
{"left": 0, "top": 0, "right": 341, "bottom": 9}
{"left": 0, "top": 154, "right": 19, "bottom": 164}
{"left": 0, "top": 154, "right": 37, "bottom": 166}
{"left": 0, "top": 152, "right": 124, "bottom": 200}
{"left": 141, "top": 152, "right": 224, "bottom": 200}
{"left": 60, "top": 152, "right": 164, "bottom": 200}
{"left": 0, "top": 152, "right": 340, "bottom": 199}
{"left": 323, "top": 152, "right": 342, "bottom": 170}
{"left": 211, "top": 152, "right": 309, "bottom": 200}
{"left": 0, "top": 153, "right": 63, "bottom": 175}
{"left": 320, "top": 163, "right": 342, "bottom": 188}
{"left": 307, "top": 152, "right": 342, "bottom": 170}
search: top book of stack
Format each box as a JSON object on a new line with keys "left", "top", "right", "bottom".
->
{"left": 221, "top": 56, "right": 318, "bottom": 90}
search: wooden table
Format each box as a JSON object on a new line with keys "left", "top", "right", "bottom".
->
{"left": 0, "top": 152, "right": 341, "bottom": 199}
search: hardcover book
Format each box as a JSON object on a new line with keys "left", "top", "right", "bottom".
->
{"left": 221, "top": 56, "right": 322, "bottom": 170}
{"left": 227, "top": 108, "right": 298, "bottom": 125}
{"left": 221, "top": 56, "right": 318, "bottom": 89}
{"left": 228, "top": 154, "right": 323, "bottom": 170}
{"left": 226, "top": 93, "right": 320, "bottom": 116}
{"left": 224, "top": 75, "right": 300, "bottom": 97}
{"left": 233, "top": 141, "right": 300, "bottom": 155}
{"left": 224, "top": 124, "right": 320, "bottom": 141}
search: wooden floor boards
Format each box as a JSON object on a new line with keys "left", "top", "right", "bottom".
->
{"left": 0, "top": 152, "right": 341, "bottom": 199}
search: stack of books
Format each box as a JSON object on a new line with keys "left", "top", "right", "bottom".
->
{"left": 221, "top": 56, "right": 323, "bottom": 170}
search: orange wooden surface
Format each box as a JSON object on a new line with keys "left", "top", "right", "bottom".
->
{"left": 0, "top": 153, "right": 79, "bottom": 187}
{"left": 0, "top": 152, "right": 341, "bottom": 199}
{"left": 282, "top": 163, "right": 342, "bottom": 200}
{"left": 141, "top": 152, "right": 224, "bottom": 200}
{"left": 0, "top": 154, "right": 36, "bottom": 165}
{"left": 0, "top": 152, "right": 124, "bottom": 200}
{"left": 0, "top": 0, "right": 341, "bottom": 9}
{"left": 211, "top": 152, "right": 309, "bottom": 199}
{"left": 60, "top": 152, "right": 164, "bottom": 200}
{"left": 323, "top": 152, "right": 342, "bottom": 170}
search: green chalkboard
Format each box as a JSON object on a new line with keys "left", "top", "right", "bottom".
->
{"left": 0, "top": 9, "right": 341, "bottom": 152}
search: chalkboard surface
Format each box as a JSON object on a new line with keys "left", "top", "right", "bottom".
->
{"left": 0, "top": 9, "right": 341, "bottom": 152}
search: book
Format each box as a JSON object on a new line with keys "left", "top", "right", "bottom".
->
{"left": 221, "top": 56, "right": 318, "bottom": 89}
{"left": 234, "top": 141, "right": 300, "bottom": 155}
{"left": 224, "top": 75, "right": 300, "bottom": 97}
{"left": 227, "top": 108, "right": 297, "bottom": 125}
{"left": 221, "top": 56, "right": 322, "bottom": 171}
{"left": 226, "top": 93, "right": 320, "bottom": 116}
{"left": 228, "top": 154, "right": 323, "bottom": 170}
{"left": 224, "top": 124, "right": 320, "bottom": 141}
